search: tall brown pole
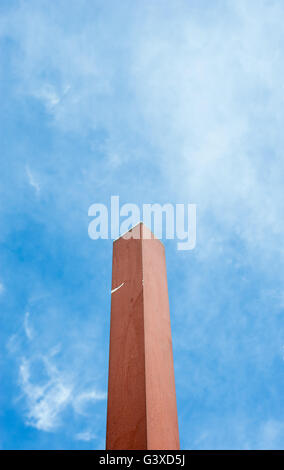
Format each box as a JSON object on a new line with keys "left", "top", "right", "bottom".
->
{"left": 106, "top": 222, "right": 179, "bottom": 450}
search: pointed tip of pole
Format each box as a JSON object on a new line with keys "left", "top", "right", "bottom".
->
{"left": 114, "top": 221, "right": 162, "bottom": 244}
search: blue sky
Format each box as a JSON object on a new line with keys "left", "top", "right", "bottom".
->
{"left": 0, "top": 0, "right": 284, "bottom": 450}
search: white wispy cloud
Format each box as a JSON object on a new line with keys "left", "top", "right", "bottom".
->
{"left": 4, "top": 0, "right": 283, "bottom": 261}
{"left": 26, "top": 165, "right": 40, "bottom": 194}
{"left": 34, "top": 83, "right": 60, "bottom": 109}
{"left": 24, "top": 312, "right": 34, "bottom": 340}
{"left": 13, "top": 307, "right": 107, "bottom": 434}
{"left": 75, "top": 430, "right": 96, "bottom": 442}
{"left": 73, "top": 390, "right": 107, "bottom": 416}
{"left": 32, "top": 83, "right": 71, "bottom": 111}
{"left": 19, "top": 355, "right": 106, "bottom": 432}
{"left": 19, "top": 357, "right": 73, "bottom": 432}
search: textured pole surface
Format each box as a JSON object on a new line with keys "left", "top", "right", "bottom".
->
{"left": 106, "top": 223, "right": 179, "bottom": 450}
